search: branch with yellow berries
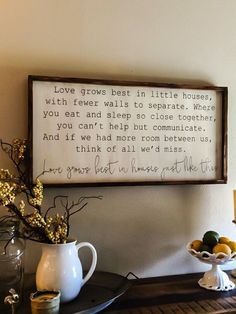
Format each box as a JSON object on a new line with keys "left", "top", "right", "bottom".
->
{"left": 0, "top": 139, "right": 102, "bottom": 244}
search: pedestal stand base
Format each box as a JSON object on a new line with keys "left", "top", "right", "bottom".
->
{"left": 199, "top": 264, "right": 235, "bottom": 291}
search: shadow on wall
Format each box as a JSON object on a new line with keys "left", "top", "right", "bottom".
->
{"left": 67, "top": 185, "right": 208, "bottom": 278}
{"left": 23, "top": 184, "right": 219, "bottom": 276}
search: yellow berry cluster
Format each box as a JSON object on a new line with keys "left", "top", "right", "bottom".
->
{"left": 19, "top": 200, "right": 25, "bottom": 215}
{"left": 45, "top": 214, "right": 68, "bottom": 244}
{"left": 0, "top": 181, "right": 16, "bottom": 206}
{"left": 12, "top": 138, "right": 26, "bottom": 160}
{"left": 0, "top": 169, "right": 13, "bottom": 180}
{"left": 25, "top": 210, "right": 68, "bottom": 244}
{"left": 29, "top": 179, "right": 43, "bottom": 207}
{"left": 26, "top": 209, "right": 47, "bottom": 228}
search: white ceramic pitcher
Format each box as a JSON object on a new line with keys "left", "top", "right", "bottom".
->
{"left": 36, "top": 240, "right": 97, "bottom": 303}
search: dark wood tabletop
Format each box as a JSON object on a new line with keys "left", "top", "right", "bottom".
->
{"left": 103, "top": 272, "right": 236, "bottom": 313}
{"left": 4, "top": 271, "right": 236, "bottom": 313}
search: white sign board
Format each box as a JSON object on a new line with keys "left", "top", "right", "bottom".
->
{"left": 28, "top": 76, "right": 227, "bottom": 186}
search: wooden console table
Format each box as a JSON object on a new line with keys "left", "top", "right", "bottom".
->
{"left": 103, "top": 272, "right": 236, "bottom": 313}
{"left": 7, "top": 271, "right": 236, "bottom": 313}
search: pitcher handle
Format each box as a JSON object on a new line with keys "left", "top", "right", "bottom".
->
{"left": 76, "top": 242, "right": 97, "bottom": 287}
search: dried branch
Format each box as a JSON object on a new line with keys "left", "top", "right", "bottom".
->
{"left": 44, "top": 195, "right": 69, "bottom": 219}
{"left": 0, "top": 139, "right": 103, "bottom": 244}
{"left": 0, "top": 215, "right": 15, "bottom": 224}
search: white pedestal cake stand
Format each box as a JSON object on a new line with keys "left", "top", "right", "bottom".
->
{"left": 187, "top": 243, "right": 236, "bottom": 291}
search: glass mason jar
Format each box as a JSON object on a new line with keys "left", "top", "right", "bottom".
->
{"left": 0, "top": 219, "right": 25, "bottom": 312}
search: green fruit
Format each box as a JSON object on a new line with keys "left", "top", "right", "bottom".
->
{"left": 199, "top": 244, "right": 212, "bottom": 257}
{"left": 202, "top": 231, "right": 220, "bottom": 247}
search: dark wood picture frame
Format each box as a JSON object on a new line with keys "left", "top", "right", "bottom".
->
{"left": 28, "top": 75, "right": 228, "bottom": 187}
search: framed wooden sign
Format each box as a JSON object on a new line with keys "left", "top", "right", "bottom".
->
{"left": 28, "top": 75, "right": 228, "bottom": 186}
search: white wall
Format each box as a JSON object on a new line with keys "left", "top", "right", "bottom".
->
{"left": 1, "top": 0, "right": 236, "bottom": 277}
